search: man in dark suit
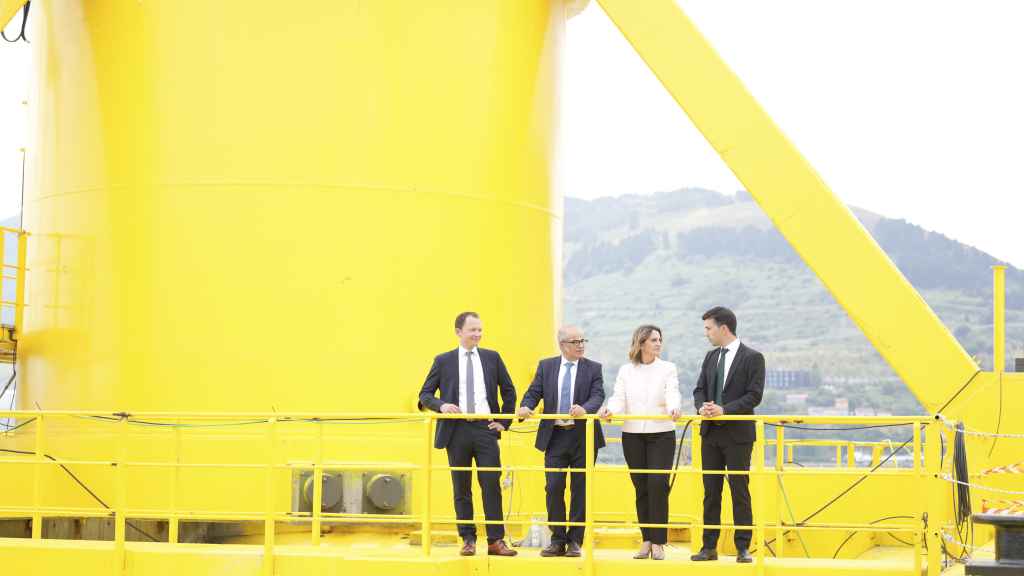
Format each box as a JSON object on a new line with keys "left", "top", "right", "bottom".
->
{"left": 418, "top": 311, "right": 518, "bottom": 556}
{"left": 690, "top": 306, "right": 765, "bottom": 564}
{"left": 517, "top": 326, "right": 605, "bottom": 558}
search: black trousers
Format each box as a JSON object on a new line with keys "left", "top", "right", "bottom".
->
{"left": 544, "top": 427, "right": 594, "bottom": 545}
{"left": 621, "top": 430, "right": 676, "bottom": 545}
{"left": 446, "top": 420, "right": 505, "bottom": 543}
{"left": 700, "top": 425, "right": 753, "bottom": 551}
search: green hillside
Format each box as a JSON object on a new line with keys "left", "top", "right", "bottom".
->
{"left": 563, "top": 189, "right": 1024, "bottom": 419}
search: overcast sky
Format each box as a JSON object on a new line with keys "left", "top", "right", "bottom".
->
{"left": 560, "top": 1, "right": 1023, "bottom": 268}
{"left": 2, "top": 1, "right": 1022, "bottom": 268}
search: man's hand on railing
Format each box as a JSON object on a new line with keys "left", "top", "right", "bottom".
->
{"left": 487, "top": 421, "right": 505, "bottom": 432}
{"left": 569, "top": 405, "right": 586, "bottom": 418}
{"left": 700, "top": 402, "right": 723, "bottom": 418}
{"left": 516, "top": 406, "right": 533, "bottom": 419}
{"left": 440, "top": 403, "right": 461, "bottom": 414}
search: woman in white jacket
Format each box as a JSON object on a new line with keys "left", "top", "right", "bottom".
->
{"left": 599, "top": 325, "right": 682, "bottom": 560}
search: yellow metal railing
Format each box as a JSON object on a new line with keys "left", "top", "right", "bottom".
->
{"left": 596, "top": 433, "right": 913, "bottom": 468}
{"left": 0, "top": 410, "right": 942, "bottom": 576}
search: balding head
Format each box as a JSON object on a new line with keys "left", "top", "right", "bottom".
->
{"left": 558, "top": 325, "right": 586, "bottom": 361}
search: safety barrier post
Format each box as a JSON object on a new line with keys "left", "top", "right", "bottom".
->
{"left": 913, "top": 422, "right": 923, "bottom": 575}
{"left": 31, "top": 412, "right": 44, "bottom": 539}
{"left": 263, "top": 417, "right": 277, "bottom": 576}
{"left": 115, "top": 416, "right": 128, "bottom": 573}
{"left": 775, "top": 424, "right": 785, "bottom": 558}
{"left": 311, "top": 419, "right": 324, "bottom": 545}
{"left": 692, "top": 419, "right": 703, "bottom": 550}
{"left": 169, "top": 419, "right": 181, "bottom": 544}
{"left": 925, "top": 418, "right": 942, "bottom": 576}
{"left": 755, "top": 419, "right": 766, "bottom": 575}
{"left": 584, "top": 416, "right": 595, "bottom": 576}
{"left": 421, "top": 415, "right": 433, "bottom": 557}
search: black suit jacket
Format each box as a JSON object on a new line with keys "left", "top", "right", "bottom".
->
{"left": 418, "top": 348, "right": 517, "bottom": 449}
{"left": 693, "top": 342, "right": 765, "bottom": 443}
{"left": 520, "top": 356, "right": 606, "bottom": 452}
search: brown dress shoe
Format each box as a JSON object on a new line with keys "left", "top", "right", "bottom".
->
{"left": 540, "top": 542, "right": 566, "bottom": 557}
{"left": 564, "top": 541, "right": 582, "bottom": 557}
{"left": 460, "top": 541, "right": 476, "bottom": 556}
{"left": 487, "top": 540, "right": 518, "bottom": 556}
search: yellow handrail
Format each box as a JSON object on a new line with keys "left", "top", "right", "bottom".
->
{"left": 0, "top": 410, "right": 938, "bottom": 573}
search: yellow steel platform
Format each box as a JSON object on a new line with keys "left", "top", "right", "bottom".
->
{"left": 0, "top": 536, "right": 956, "bottom": 576}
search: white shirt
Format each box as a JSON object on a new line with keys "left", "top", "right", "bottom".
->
{"left": 605, "top": 358, "right": 682, "bottom": 433}
{"left": 555, "top": 356, "right": 578, "bottom": 426}
{"left": 457, "top": 346, "right": 489, "bottom": 414}
{"left": 719, "top": 338, "right": 741, "bottom": 391}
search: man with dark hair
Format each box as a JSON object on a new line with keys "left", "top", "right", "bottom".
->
{"left": 517, "top": 325, "right": 605, "bottom": 557}
{"left": 691, "top": 306, "right": 765, "bottom": 564}
{"left": 419, "top": 312, "right": 518, "bottom": 556}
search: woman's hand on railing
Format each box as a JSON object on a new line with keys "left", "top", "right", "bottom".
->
{"left": 598, "top": 407, "right": 613, "bottom": 421}
{"left": 440, "top": 403, "right": 461, "bottom": 414}
{"left": 668, "top": 408, "right": 681, "bottom": 421}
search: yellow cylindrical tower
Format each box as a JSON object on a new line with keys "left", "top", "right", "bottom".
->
{"left": 21, "top": 0, "right": 569, "bottom": 413}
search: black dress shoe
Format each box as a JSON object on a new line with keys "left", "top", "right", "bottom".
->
{"left": 690, "top": 548, "right": 718, "bottom": 561}
{"left": 540, "top": 542, "right": 566, "bottom": 557}
{"left": 564, "top": 541, "right": 581, "bottom": 557}
{"left": 736, "top": 548, "right": 753, "bottom": 563}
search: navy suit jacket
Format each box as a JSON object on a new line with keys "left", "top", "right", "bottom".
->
{"left": 520, "top": 356, "right": 606, "bottom": 452}
{"left": 693, "top": 342, "right": 765, "bottom": 443}
{"left": 418, "top": 348, "right": 517, "bottom": 449}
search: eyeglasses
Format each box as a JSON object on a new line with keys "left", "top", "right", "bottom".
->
{"left": 561, "top": 339, "right": 589, "bottom": 346}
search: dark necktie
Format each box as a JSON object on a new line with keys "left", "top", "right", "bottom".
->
{"left": 465, "top": 350, "right": 475, "bottom": 414}
{"left": 559, "top": 362, "right": 574, "bottom": 413}
{"left": 714, "top": 348, "right": 728, "bottom": 405}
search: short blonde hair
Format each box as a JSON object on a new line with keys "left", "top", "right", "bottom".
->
{"left": 628, "top": 325, "right": 662, "bottom": 364}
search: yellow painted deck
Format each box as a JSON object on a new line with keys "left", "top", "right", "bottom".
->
{"left": 1, "top": 533, "right": 974, "bottom": 576}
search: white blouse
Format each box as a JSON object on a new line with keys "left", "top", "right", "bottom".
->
{"left": 605, "top": 358, "right": 683, "bottom": 434}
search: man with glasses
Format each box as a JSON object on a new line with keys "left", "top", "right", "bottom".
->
{"left": 517, "top": 326, "right": 606, "bottom": 557}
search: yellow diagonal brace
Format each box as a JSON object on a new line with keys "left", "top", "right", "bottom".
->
{"left": 596, "top": 0, "right": 977, "bottom": 412}
{"left": 1, "top": 0, "right": 28, "bottom": 30}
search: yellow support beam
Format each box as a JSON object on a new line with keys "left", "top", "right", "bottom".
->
{"left": 595, "top": 0, "right": 978, "bottom": 413}
{"left": 584, "top": 418, "right": 595, "bottom": 576}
